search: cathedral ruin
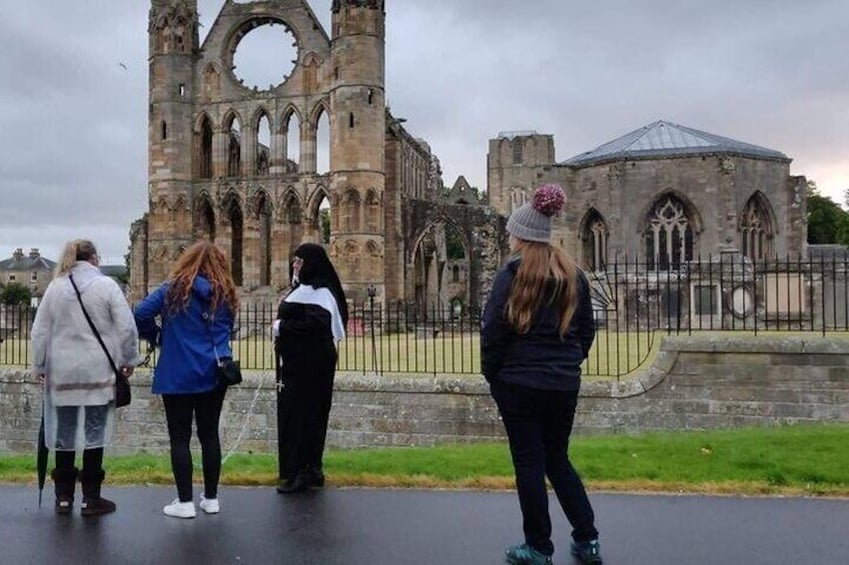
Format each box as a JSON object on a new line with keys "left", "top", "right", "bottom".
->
{"left": 131, "top": 0, "right": 807, "bottom": 315}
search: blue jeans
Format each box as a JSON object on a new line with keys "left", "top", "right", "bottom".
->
{"left": 55, "top": 404, "right": 109, "bottom": 449}
{"left": 490, "top": 380, "right": 598, "bottom": 555}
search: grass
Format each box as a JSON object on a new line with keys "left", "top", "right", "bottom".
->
{"left": 0, "top": 330, "right": 660, "bottom": 378}
{"left": 6, "top": 330, "right": 849, "bottom": 376}
{"left": 2, "top": 424, "right": 848, "bottom": 496}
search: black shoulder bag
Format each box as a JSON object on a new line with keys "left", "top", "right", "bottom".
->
{"left": 69, "top": 274, "right": 132, "bottom": 408}
{"left": 204, "top": 312, "right": 242, "bottom": 388}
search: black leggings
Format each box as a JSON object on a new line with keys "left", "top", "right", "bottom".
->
{"left": 490, "top": 381, "right": 598, "bottom": 555}
{"left": 162, "top": 387, "right": 226, "bottom": 502}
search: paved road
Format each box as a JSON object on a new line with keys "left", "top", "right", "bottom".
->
{"left": 1, "top": 485, "right": 847, "bottom": 564}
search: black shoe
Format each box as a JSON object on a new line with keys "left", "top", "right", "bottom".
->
{"left": 308, "top": 466, "right": 325, "bottom": 488}
{"left": 571, "top": 539, "right": 603, "bottom": 564}
{"left": 276, "top": 472, "right": 310, "bottom": 494}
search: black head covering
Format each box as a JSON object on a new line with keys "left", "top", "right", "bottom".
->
{"left": 290, "top": 243, "right": 349, "bottom": 327}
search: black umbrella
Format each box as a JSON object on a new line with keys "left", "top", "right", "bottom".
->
{"left": 37, "top": 406, "right": 49, "bottom": 507}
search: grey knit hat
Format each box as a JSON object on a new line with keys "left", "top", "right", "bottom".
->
{"left": 506, "top": 184, "right": 566, "bottom": 243}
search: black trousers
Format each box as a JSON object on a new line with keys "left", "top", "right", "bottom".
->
{"left": 162, "top": 387, "right": 226, "bottom": 502}
{"left": 490, "top": 380, "right": 599, "bottom": 556}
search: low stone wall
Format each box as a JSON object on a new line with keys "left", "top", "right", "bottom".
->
{"left": 1, "top": 336, "right": 848, "bottom": 455}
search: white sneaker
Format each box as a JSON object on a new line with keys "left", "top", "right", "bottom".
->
{"left": 163, "top": 498, "right": 196, "bottom": 519}
{"left": 199, "top": 494, "right": 219, "bottom": 514}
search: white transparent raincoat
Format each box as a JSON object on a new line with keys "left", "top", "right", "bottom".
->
{"left": 31, "top": 262, "right": 140, "bottom": 450}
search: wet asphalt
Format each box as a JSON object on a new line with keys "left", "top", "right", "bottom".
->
{"left": 1, "top": 485, "right": 847, "bottom": 564}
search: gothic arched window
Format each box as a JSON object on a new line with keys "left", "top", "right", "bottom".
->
{"left": 196, "top": 115, "right": 213, "bottom": 179}
{"left": 510, "top": 187, "right": 528, "bottom": 213}
{"left": 194, "top": 194, "right": 215, "bottom": 242}
{"left": 255, "top": 112, "right": 271, "bottom": 176}
{"left": 582, "top": 210, "right": 608, "bottom": 271}
{"left": 644, "top": 195, "right": 695, "bottom": 270}
{"left": 741, "top": 194, "right": 772, "bottom": 261}
{"left": 226, "top": 197, "right": 243, "bottom": 285}
{"left": 255, "top": 193, "right": 272, "bottom": 286}
{"left": 226, "top": 115, "right": 241, "bottom": 177}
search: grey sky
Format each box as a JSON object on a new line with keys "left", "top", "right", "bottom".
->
{"left": 1, "top": 0, "right": 846, "bottom": 264}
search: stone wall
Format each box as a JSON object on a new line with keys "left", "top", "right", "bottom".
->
{"left": 2, "top": 336, "right": 848, "bottom": 455}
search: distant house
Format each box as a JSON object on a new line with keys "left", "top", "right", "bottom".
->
{"left": 0, "top": 248, "right": 56, "bottom": 298}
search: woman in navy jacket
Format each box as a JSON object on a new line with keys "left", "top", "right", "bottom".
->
{"left": 134, "top": 241, "right": 238, "bottom": 519}
{"left": 482, "top": 185, "right": 602, "bottom": 565}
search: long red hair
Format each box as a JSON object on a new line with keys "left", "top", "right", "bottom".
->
{"left": 165, "top": 241, "right": 239, "bottom": 315}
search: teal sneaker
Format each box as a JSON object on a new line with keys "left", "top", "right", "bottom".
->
{"left": 505, "top": 543, "right": 553, "bottom": 565}
{"left": 570, "top": 539, "right": 603, "bottom": 564}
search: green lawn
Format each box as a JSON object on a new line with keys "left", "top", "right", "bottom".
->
{"left": 7, "top": 330, "right": 849, "bottom": 377}
{"left": 2, "top": 424, "right": 847, "bottom": 496}
{"left": 1, "top": 330, "right": 658, "bottom": 377}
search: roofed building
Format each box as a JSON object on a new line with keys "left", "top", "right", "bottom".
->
{"left": 0, "top": 248, "right": 56, "bottom": 298}
{"left": 488, "top": 120, "right": 807, "bottom": 270}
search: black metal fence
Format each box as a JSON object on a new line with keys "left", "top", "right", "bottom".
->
{"left": 3, "top": 254, "right": 849, "bottom": 378}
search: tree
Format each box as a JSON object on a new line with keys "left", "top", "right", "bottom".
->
{"left": 0, "top": 283, "right": 32, "bottom": 306}
{"left": 445, "top": 226, "right": 466, "bottom": 260}
{"left": 807, "top": 181, "right": 849, "bottom": 245}
{"left": 320, "top": 208, "right": 331, "bottom": 244}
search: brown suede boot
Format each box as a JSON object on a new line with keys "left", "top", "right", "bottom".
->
{"left": 51, "top": 467, "right": 78, "bottom": 515}
{"left": 79, "top": 468, "right": 116, "bottom": 516}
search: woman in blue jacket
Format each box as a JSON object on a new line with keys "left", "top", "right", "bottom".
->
{"left": 482, "top": 184, "right": 602, "bottom": 565}
{"left": 134, "top": 241, "right": 238, "bottom": 519}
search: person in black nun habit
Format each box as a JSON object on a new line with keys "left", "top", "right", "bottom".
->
{"left": 274, "top": 243, "right": 348, "bottom": 493}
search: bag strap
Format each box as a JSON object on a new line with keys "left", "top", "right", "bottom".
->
{"left": 69, "top": 274, "right": 120, "bottom": 376}
{"left": 203, "top": 311, "right": 222, "bottom": 364}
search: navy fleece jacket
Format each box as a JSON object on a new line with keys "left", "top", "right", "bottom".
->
{"left": 481, "top": 259, "right": 595, "bottom": 391}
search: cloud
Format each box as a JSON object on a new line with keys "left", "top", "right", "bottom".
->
{"left": 1, "top": 0, "right": 847, "bottom": 263}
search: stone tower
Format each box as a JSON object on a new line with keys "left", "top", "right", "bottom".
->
{"left": 132, "top": 0, "right": 495, "bottom": 312}
{"left": 329, "top": 0, "right": 387, "bottom": 301}
{"left": 131, "top": 0, "right": 390, "bottom": 304}
{"left": 147, "top": 0, "right": 199, "bottom": 285}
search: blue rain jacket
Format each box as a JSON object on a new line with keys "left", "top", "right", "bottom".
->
{"left": 134, "top": 276, "right": 234, "bottom": 394}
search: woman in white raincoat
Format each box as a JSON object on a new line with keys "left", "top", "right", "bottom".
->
{"left": 31, "top": 240, "right": 139, "bottom": 516}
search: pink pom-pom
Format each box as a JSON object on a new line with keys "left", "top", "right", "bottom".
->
{"left": 532, "top": 184, "right": 565, "bottom": 217}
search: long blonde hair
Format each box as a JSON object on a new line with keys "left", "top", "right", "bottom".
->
{"left": 505, "top": 240, "right": 580, "bottom": 338}
{"left": 165, "top": 241, "right": 239, "bottom": 315}
{"left": 55, "top": 239, "right": 98, "bottom": 277}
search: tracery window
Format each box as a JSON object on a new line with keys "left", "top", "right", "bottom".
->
{"left": 741, "top": 195, "right": 772, "bottom": 261}
{"left": 644, "top": 196, "right": 694, "bottom": 270}
{"left": 510, "top": 188, "right": 528, "bottom": 213}
{"left": 582, "top": 210, "right": 608, "bottom": 271}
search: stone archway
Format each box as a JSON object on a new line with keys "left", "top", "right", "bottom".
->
{"left": 407, "top": 201, "right": 506, "bottom": 313}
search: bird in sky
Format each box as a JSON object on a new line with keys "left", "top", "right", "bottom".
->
{"left": 119, "top": 62, "right": 128, "bottom": 70}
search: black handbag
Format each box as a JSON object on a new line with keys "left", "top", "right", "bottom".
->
{"left": 69, "top": 274, "right": 132, "bottom": 408}
{"left": 204, "top": 312, "right": 242, "bottom": 388}
{"left": 217, "top": 357, "right": 242, "bottom": 387}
